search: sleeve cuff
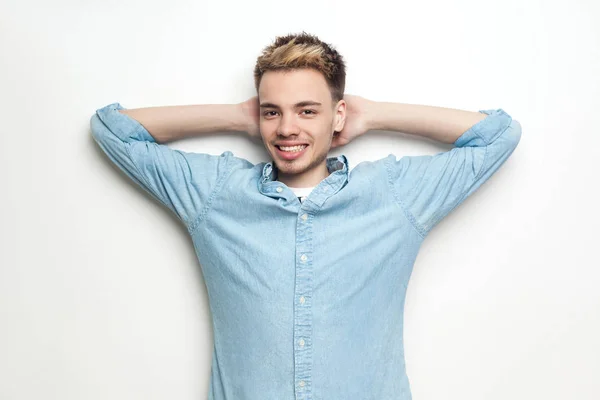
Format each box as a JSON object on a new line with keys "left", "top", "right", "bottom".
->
{"left": 95, "top": 102, "right": 157, "bottom": 143}
{"left": 453, "top": 108, "right": 513, "bottom": 148}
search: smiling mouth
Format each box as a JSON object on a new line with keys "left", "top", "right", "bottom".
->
{"left": 276, "top": 144, "right": 308, "bottom": 152}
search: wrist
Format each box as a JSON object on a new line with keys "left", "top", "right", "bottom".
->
{"left": 364, "top": 99, "right": 381, "bottom": 131}
{"left": 231, "top": 103, "right": 247, "bottom": 132}
{"left": 236, "top": 101, "right": 260, "bottom": 136}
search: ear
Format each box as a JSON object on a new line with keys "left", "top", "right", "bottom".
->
{"left": 333, "top": 99, "right": 346, "bottom": 133}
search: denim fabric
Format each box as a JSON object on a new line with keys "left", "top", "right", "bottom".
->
{"left": 90, "top": 103, "right": 521, "bottom": 400}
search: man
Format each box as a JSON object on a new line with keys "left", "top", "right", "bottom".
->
{"left": 90, "top": 32, "right": 521, "bottom": 400}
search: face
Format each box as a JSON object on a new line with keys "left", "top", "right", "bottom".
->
{"left": 258, "top": 68, "right": 345, "bottom": 186}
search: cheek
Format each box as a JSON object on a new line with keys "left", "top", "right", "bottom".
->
{"left": 259, "top": 121, "right": 276, "bottom": 137}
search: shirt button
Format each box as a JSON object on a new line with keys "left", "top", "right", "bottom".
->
{"left": 299, "top": 380, "right": 305, "bottom": 387}
{"left": 276, "top": 187, "right": 283, "bottom": 193}
{"left": 299, "top": 296, "right": 305, "bottom": 304}
{"left": 299, "top": 339, "right": 305, "bottom": 347}
{"left": 300, "top": 254, "right": 307, "bottom": 262}
{"left": 301, "top": 213, "right": 308, "bottom": 221}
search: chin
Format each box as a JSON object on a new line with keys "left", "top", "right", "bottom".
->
{"left": 270, "top": 144, "right": 327, "bottom": 176}
{"left": 274, "top": 159, "right": 310, "bottom": 173}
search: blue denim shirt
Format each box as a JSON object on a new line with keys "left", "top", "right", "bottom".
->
{"left": 90, "top": 103, "right": 521, "bottom": 400}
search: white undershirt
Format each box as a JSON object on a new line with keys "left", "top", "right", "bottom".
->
{"left": 288, "top": 186, "right": 316, "bottom": 203}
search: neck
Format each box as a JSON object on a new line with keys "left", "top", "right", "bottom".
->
{"left": 277, "top": 161, "right": 329, "bottom": 188}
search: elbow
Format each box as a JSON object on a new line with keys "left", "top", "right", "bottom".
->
{"left": 89, "top": 113, "right": 106, "bottom": 142}
{"left": 90, "top": 112, "right": 117, "bottom": 146}
{"left": 508, "top": 119, "right": 522, "bottom": 149}
{"left": 89, "top": 113, "right": 101, "bottom": 139}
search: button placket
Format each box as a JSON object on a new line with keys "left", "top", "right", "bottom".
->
{"left": 294, "top": 202, "right": 314, "bottom": 399}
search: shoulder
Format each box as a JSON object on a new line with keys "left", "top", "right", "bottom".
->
{"left": 346, "top": 155, "right": 398, "bottom": 183}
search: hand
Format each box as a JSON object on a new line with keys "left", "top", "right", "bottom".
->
{"left": 239, "top": 96, "right": 261, "bottom": 141}
{"left": 330, "top": 94, "right": 373, "bottom": 149}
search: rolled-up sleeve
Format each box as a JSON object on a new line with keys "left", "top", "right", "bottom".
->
{"left": 383, "top": 108, "right": 522, "bottom": 238}
{"left": 90, "top": 102, "right": 235, "bottom": 233}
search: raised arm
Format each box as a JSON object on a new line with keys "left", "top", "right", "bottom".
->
{"left": 331, "top": 94, "right": 489, "bottom": 148}
{"left": 118, "top": 100, "right": 259, "bottom": 144}
{"left": 364, "top": 101, "right": 488, "bottom": 144}
{"left": 333, "top": 94, "right": 522, "bottom": 237}
{"left": 90, "top": 99, "right": 259, "bottom": 233}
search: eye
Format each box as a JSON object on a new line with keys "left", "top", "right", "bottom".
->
{"left": 263, "top": 111, "right": 278, "bottom": 117}
{"left": 302, "top": 109, "right": 316, "bottom": 115}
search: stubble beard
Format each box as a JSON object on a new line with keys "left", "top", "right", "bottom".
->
{"left": 274, "top": 143, "right": 329, "bottom": 178}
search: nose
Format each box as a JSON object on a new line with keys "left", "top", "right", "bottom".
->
{"left": 277, "top": 113, "right": 300, "bottom": 137}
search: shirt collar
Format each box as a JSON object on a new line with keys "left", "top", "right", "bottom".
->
{"left": 258, "top": 154, "right": 350, "bottom": 205}
{"left": 260, "top": 154, "right": 348, "bottom": 184}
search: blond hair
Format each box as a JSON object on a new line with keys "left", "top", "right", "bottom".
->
{"left": 254, "top": 32, "right": 346, "bottom": 103}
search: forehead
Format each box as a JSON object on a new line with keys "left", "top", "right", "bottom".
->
{"left": 258, "top": 68, "right": 331, "bottom": 105}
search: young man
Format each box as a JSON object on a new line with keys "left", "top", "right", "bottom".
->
{"left": 90, "top": 32, "right": 521, "bottom": 400}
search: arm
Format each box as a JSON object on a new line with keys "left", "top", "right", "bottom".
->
{"left": 118, "top": 100, "right": 258, "bottom": 144}
{"left": 365, "top": 101, "right": 488, "bottom": 144}
{"left": 90, "top": 99, "right": 258, "bottom": 232}
{"left": 382, "top": 106, "right": 522, "bottom": 237}
{"left": 331, "top": 95, "right": 488, "bottom": 147}
{"left": 333, "top": 95, "right": 522, "bottom": 237}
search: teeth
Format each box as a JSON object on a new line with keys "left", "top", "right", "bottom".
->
{"left": 279, "top": 145, "right": 307, "bottom": 152}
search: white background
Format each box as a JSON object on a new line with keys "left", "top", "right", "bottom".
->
{"left": 1, "top": 0, "right": 599, "bottom": 399}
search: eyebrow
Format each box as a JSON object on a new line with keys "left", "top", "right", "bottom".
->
{"left": 259, "top": 101, "right": 322, "bottom": 109}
